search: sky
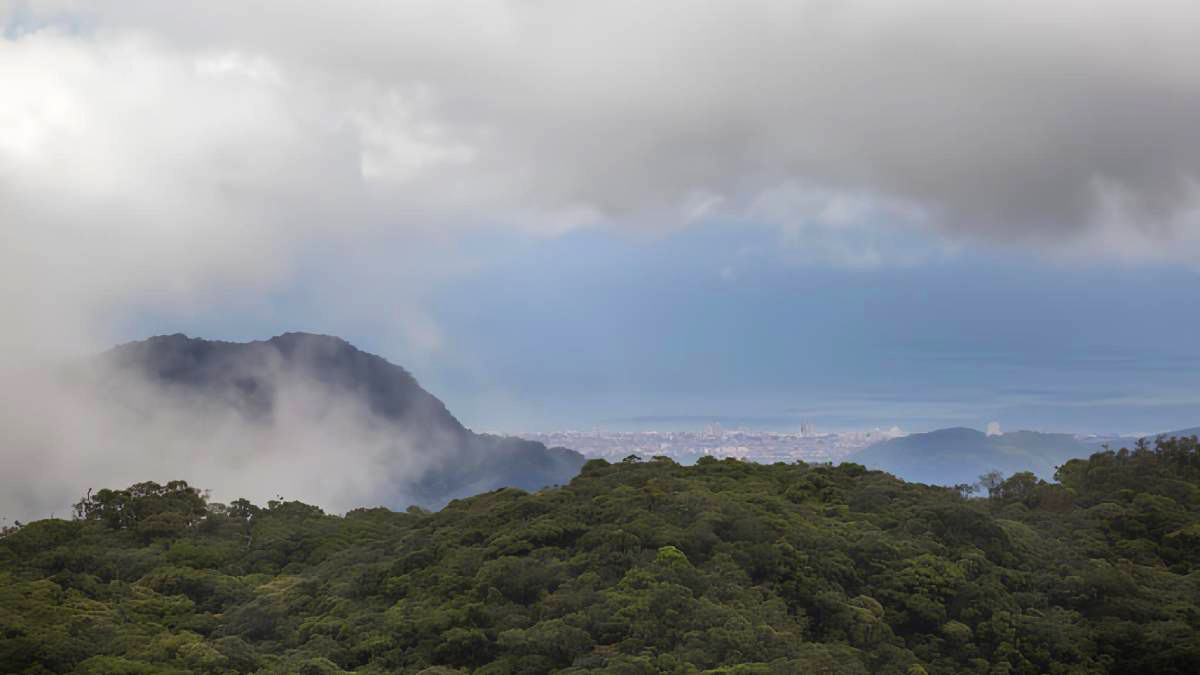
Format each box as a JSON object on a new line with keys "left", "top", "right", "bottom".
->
{"left": 5, "top": 0, "right": 1200, "bottom": 435}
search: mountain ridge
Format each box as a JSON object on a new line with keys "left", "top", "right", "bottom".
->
{"left": 94, "top": 332, "right": 584, "bottom": 509}
{"left": 849, "top": 426, "right": 1091, "bottom": 486}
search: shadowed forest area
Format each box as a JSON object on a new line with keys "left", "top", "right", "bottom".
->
{"left": 3, "top": 436, "right": 1200, "bottom": 674}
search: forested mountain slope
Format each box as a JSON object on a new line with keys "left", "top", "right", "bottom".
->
{"left": 3, "top": 436, "right": 1200, "bottom": 674}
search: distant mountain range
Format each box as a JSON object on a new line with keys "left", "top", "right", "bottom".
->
{"left": 849, "top": 427, "right": 1089, "bottom": 486}
{"left": 97, "top": 333, "right": 584, "bottom": 508}
{"left": 850, "top": 424, "right": 1200, "bottom": 486}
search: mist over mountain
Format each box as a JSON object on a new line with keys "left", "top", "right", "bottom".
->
{"left": 1, "top": 333, "right": 583, "bottom": 521}
{"left": 100, "top": 332, "right": 585, "bottom": 507}
{"left": 849, "top": 427, "right": 1093, "bottom": 486}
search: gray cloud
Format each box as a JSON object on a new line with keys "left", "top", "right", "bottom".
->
{"left": 4, "top": 2, "right": 1199, "bottom": 279}
{"left": 3, "top": 2, "right": 1198, "bottom": 352}
{"left": 19, "top": 1, "right": 1200, "bottom": 241}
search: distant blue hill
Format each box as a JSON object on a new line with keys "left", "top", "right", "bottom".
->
{"left": 848, "top": 427, "right": 1092, "bottom": 486}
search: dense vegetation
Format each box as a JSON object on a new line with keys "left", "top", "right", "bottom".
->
{"left": 3, "top": 437, "right": 1200, "bottom": 674}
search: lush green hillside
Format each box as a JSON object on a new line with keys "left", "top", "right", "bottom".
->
{"left": 3, "top": 437, "right": 1200, "bottom": 674}
{"left": 850, "top": 428, "right": 1092, "bottom": 486}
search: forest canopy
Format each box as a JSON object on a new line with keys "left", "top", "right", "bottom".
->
{"left": 2, "top": 436, "right": 1200, "bottom": 674}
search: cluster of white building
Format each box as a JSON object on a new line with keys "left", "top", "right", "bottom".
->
{"left": 519, "top": 425, "right": 907, "bottom": 464}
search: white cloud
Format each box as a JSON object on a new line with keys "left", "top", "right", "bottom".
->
{"left": 4, "top": 0, "right": 1200, "bottom": 361}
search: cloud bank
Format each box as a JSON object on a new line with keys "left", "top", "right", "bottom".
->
{"left": 4, "top": 1, "right": 1200, "bottom": 353}
{"left": 11, "top": 3, "right": 1200, "bottom": 233}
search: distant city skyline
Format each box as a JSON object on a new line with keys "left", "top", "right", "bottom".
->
{"left": 516, "top": 427, "right": 908, "bottom": 466}
{"left": 515, "top": 423, "right": 1182, "bottom": 469}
